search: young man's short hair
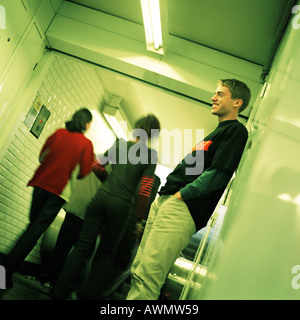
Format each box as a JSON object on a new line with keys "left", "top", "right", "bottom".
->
{"left": 218, "top": 79, "right": 251, "bottom": 113}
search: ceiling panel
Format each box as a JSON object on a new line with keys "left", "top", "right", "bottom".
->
{"left": 68, "top": 0, "right": 297, "bottom": 66}
{"left": 68, "top": 0, "right": 143, "bottom": 24}
{"left": 168, "top": 0, "right": 296, "bottom": 66}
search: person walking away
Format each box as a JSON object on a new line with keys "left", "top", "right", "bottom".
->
{"left": 3, "top": 108, "right": 94, "bottom": 289}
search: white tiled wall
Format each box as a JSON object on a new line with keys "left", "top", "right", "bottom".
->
{"left": 0, "top": 52, "right": 107, "bottom": 264}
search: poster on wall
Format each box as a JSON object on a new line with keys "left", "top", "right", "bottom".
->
{"left": 24, "top": 95, "right": 42, "bottom": 129}
{"left": 24, "top": 95, "right": 51, "bottom": 138}
{"left": 30, "top": 104, "right": 51, "bottom": 138}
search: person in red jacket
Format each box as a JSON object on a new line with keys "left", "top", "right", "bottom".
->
{"left": 3, "top": 108, "right": 94, "bottom": 289}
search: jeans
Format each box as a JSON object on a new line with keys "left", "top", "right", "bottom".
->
{"left": 39, "top": 212, "right": 84, "bottom": 285}
{"left": 5, "top": 187, "right": 65, "bottom": 273}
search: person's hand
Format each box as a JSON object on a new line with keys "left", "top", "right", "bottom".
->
{"left": 173, "top": 191, "right": 184, "bottom": 201}
{"left": 135, "top": 221, "right": 145, "bottom": 238}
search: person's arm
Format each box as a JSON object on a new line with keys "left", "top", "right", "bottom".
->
{"left": 174, "top": 167, "right": 232, "bottom": 201}
{"left": 135, "top": 175, "right": 156, "bottom": 222}
{"left": 92, "top": 159, "right": 108, "bottom": 182}
{"left": 134, "top": 147, "right": 159, "bottom": 221}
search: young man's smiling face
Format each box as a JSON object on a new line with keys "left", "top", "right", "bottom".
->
{"left": 211, "top": 84, "right": 242, "bottom": 121}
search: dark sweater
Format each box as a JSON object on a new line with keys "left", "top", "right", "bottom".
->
{"left": 160, "top": 120, "right": 248, "bottom": 230}
{"left": 95, "top": 138, "right": 158, "bottom": 221}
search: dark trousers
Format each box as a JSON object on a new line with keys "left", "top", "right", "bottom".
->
{"left": 79, "top": 214, "right": 136, "bottom": 299}
{"left": 51, "top": 189, "right": 136, "bottom": 300}
{"left": 5, "top": 187, "right": 65, "bottom": 273}
{"left": 40, "top": 212, "right": 83, "bottom": 285}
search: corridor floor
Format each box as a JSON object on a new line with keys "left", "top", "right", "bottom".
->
{"left": 0, "top": 272, "right": 54, "bottom": 300}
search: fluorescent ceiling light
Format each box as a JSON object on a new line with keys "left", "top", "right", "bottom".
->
{"left": 140, "top": 0, "right": 168, "bottom": 55}
{"left": 103, "top": 105, "right": 128, "bottom": 141}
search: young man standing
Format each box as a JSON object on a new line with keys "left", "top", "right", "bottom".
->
{"left": 126, "top": 79, "right": 251, "bottom": 300}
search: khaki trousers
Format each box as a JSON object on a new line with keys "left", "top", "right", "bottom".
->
{"left": 127, "top": 195, "right": 196, "bottom": 300}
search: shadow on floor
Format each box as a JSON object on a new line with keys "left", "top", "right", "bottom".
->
{"left": 0, "top": 271, "right": 131, "bottom": 301}
{"left": 0, "top": 272, "right": 52, "bottom": 300}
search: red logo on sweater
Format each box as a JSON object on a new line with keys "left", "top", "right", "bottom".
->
{"left": 191, "top": 140, "right": 213, "bottom": 153}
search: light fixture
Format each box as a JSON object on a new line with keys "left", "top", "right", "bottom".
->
{"left": 102, "top": 104, "right": 128, "bottom": 141}
{"left": 140, "top": 0, "right": 168, "bottom": 55}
